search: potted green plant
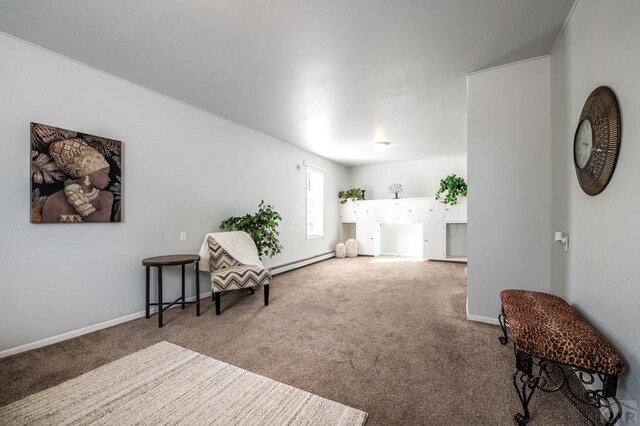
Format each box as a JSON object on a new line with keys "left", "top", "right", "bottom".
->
{"left": 338, "top": 186, "right": 365, "bottom": 204}
{"left": 220, "top": 200, "right": 283, "bottom": 258}
{"left": 435, "top": 174, "right": 468, "bottom": 205}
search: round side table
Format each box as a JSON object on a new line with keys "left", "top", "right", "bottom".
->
{"left": 142, "top": 254, "right": 201, "bottom": 328}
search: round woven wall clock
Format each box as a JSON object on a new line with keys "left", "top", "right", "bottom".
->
{"left": 573, "top": 86, "right": 621, "bottom": 195}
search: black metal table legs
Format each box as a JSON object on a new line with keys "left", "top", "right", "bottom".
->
{"left": 144, "top": 261, "right": 200, "bottom": 328}
{"left": 195, "top": 263, "right": 200, "bottom": 316}
{"left": 145, "top": 266, "right": 150, "bottom": 319}
{"left": 157, "top": 266, "right": 163, "bottom": 327}
{"left": 181, "top": 264, "right": 185, "bottom": 310}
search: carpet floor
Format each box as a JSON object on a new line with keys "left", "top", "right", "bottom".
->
{"left": 0, "top": 341, "right": 367, "bottom": 425}
{"left": 0, "top": 257, "right": 594, "bottom": 425}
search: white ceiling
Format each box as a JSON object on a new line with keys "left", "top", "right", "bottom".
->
{"left": 0, "top": 0, "right": 574, "bottom": 166}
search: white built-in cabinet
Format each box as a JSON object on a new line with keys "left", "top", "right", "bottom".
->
{"left": 424, "top": 198, "right": 468, "bottom": 261}
{"left": 339, "top": 197, "right": 467, "bottom": 260}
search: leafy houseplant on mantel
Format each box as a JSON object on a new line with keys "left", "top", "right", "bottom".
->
{"left": 220, "top": 200, "right": 283, "bottom": 258}
{"left": 338, "top": 186, "right": 365, "bottom": 204}
{"left": 435, "top": 174, "right": 468, "bottom": 205}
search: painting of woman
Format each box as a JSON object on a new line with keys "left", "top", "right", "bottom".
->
{"left": 31, "top": 123, "right": 122, "bottom": 223}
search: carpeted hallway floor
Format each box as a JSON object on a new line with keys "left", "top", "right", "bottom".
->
{"left": 0, "top": 257, "right": 594, "bottom": 425}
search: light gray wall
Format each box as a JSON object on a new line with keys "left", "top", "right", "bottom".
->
{"left": 550, "top": 0, "right": 640, "bottom": 402}
{"left": 466, "top": 56, "right": 552, "bottom": 320}
{"left": 0, "top": 33, "right": 348, "bottom": 353}
{"left": 348, "top": 155, "right": 467, "bottom": 200}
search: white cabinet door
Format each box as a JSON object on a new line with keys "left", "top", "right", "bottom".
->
{"left": 425, "top": 222, "right": 445, "bottom": 260}
{"left": 356, "top": 222, "right": 375, "bottom": 255}
{"left": 443, "top": 198, "right": 467, "bottom": 221}
{"left": 373, "top": 223, "right": 382, "bottom": 256}
{"left": 340, "top": 200, "right": 357, "bottom": 223}
{"left": 397, "top": 199, "right": 425, "bottom": 222}
{"left": 356, "top": 201, "right": 376, "bottom": 222}
{"left": 376, "top": 200, "right": 397, "bottom": 222}
{"left": 426, "top": 199, "right": 445, "bottom": 222}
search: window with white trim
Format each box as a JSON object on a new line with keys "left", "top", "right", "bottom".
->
{"left": 306, "top": 165, "right": 324, "bottom": 238}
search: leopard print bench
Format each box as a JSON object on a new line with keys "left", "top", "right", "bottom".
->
{"left": 498, "top": 289, "right": 624, "bottom": 425}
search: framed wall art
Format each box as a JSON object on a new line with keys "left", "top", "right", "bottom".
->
{"left": 30, "top": 122, "right": 122, "bottom": 223}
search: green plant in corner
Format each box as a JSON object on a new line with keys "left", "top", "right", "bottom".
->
{"left": 435, "top": 174, "right": 468, "bottom": 205}
{"left": 338, "top": 186, "right": 364, "bottom": 204}
{"left": 220, "top": 200, "right": 283, "bottom": 258}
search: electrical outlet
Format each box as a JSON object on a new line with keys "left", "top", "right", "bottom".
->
{"left": 180, "top": 231, "right": 188, "bottom": 242}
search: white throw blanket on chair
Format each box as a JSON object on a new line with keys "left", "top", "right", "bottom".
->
{"left": 198, "top": 231, "right": 264, "bottom": 272}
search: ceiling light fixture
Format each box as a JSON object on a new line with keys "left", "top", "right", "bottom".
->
{"left": 372, "top": 141, "right": 391, "bottom": 151}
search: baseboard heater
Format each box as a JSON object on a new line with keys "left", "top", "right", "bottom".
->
{"left": 270, "top": 251, "right": 335, "bottom": 275}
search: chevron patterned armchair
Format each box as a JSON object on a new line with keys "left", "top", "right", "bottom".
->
{"left": 208, "top": 236, "right": 271, "bottom": 315}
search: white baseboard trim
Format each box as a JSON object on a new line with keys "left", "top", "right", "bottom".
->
{"left": 0, "top": 251, "right": 335, "bottom": 359}
{"left": 0, "top": 290, "right": 212, "bottom": 360}
{"left": 271, "top": 251, "right": 335, "bottom": 275}
{"left": 467, "top": 314, "right": 500, "bottom": 325}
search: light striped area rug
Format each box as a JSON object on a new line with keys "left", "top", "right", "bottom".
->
{"left": 0, "top": 341, "right": 368, "bottom": 425}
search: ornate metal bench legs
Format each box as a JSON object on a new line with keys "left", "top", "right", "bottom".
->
{"left": 510, "top": 348, "right": 623, "bottom": 425}
{"left": 512, "top": 350, "right": 539, "bottom": 425}
{"left": 498, "top": 306, "right": 509, "bottom": 345}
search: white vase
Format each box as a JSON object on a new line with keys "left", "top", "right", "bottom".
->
{"left": 335, "top": 242, "right": 347, "bottom": 258}
{"left": 345, "top": 239, "right": 358, "bottom": 258}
